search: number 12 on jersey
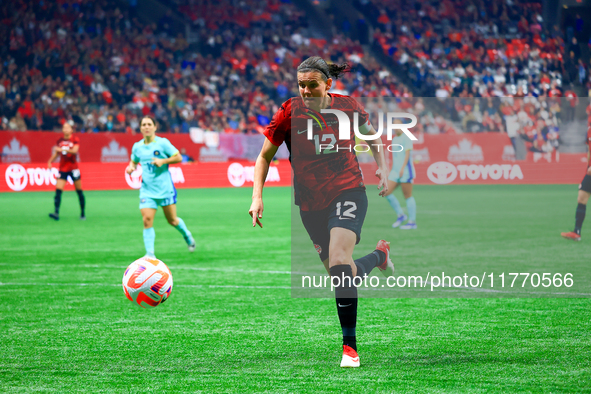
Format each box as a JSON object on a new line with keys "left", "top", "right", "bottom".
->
{"left": 336, "top": 201, "right": 357, "bottom": 219}
{"left": 313, "top": 134, "right": 337, "bottom": 155}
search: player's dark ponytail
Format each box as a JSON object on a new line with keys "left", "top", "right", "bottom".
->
{"left": 297, "top": 56, "right": 350, "bottom": 81}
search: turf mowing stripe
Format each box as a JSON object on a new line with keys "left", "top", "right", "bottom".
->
{"left": 0, "top": 263, "right": 292, "bottom": 274}
{"left": 1, "top": 282, "right": 588, "bottom": 296}
{"left": 0, "top": 282, "right": 291, "bottom": 289}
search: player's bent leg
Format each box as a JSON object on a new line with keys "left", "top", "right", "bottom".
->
{"left": 328, "top": 227, "right": 360, "bottom": 367}
{"left": 400, "top": 183, "right": 417, "bottom": 230}
{"left": 162, "top": 204, "right": 196, "bottom": 252}
{"left": 562, "top": 189, "right": 590, "bottom": 241}
{"left": 328, "top": 227, "right": 357, "bottom": 274}
{"left": 386, "top": 184, "right": 407, "bottom": 227}
{"left": 577, "top": 190, "right": 591, "bottom": 205}
{"left": 385, "top": 181, "right": 407, "bottom": 227}
{"left": 141, "top": 208, "right": 157, "bottom": 258}
{"left": 375, "top": 240, "right": 394, "bottom": 277}
{"left": 384, "top": 179, "right": 399, "bottom": 197}
{"left": 299, "top": 207, "right": 331, "bottom": 271}
{"left": 49, "top": 189, "right": 62, "bottom": 221}
{"left": 49, "top": 179, "right": 67, "bottom": 220}
{"left": 74, "top": 180, "right": 85, "bottom": 220}
{"left": 162, "top": 203, "right": 179, "bottom": 226}
{"left": 574, "top": 191, "right": 589, "bottom": 236}
{"left": 351, "top": 241, "right": 390, "bottom": 279}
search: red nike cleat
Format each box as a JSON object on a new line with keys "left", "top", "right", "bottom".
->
{"left": 561, "top": 231, "right": 581, "bottom": 241}
{"left": 340, "top": 345, "right": 360, "bottom": 368}
{"left": 376, "top": 240, "right": 394, "bottom": 277}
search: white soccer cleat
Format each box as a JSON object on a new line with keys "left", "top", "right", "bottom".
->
{"left": 392, "top": 214, "right": 407, "bottom": 228}
{"left": 399, "top": 222, "right": 417, "bottom": 230}
{"left": 376, "top": 240, "right": 394, "bottom": 278}
{"left": 187, "top": 237, "right": 196, "bottom": 252}
{"left": 340, "top": 345, "right": 360, "bottom": 368}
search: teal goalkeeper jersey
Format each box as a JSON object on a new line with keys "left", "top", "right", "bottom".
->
{"left": 131, "top": 136, "right": 179, "bottom": 199}
{"left": 391, "top": 134, "right": 415, "bottom": 177}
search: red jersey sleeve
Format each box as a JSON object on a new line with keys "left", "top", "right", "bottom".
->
{"left": 354, "top": 98, "right": 370, "bottom": 128}
{"left": 263, "top": 101, "right": 291, "bottom": 147}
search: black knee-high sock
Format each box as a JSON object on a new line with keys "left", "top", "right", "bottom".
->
{"left": 54, "top": 189, "right": 63, "bottom": 214}
{"left": 76, "top": 190, "right": 86, "bottom": 216}
{"left": 575, "top": 203, "right": 586, "bottom": 235}
{"left": 330, "top": 264, "right": 358, "bottom": 351}
{"left": 354, "top": 250, "right": 386, "bottom": 278}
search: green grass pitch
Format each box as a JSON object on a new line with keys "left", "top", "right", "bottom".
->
{"left": 1, "top": 185, "right": 590, "bottom": 393}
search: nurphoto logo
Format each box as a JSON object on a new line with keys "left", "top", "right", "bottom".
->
{"left": 304, "top": 110, "right": 418, "bottom": 154}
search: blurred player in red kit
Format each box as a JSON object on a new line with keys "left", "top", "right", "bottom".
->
{"left": 47, "top": 122, "right": 86, "bottom": 220}
{"left": 561, "top": 124, "right": 591, "bottom": 241}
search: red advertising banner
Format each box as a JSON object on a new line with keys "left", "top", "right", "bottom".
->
{"left": 359, "top": 132, "right": 587, "bottom": 185}
{"left": 0, "top": 131, "right": 203, "bottom": 163}
{"left": 1, "top": 131, "right": 588, "bottom": 191}
{"left": 1, "top": 161, "right": 291, "bottom": 192}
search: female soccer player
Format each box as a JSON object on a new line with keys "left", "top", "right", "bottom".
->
{"left": 384, "top": 125, "right": 417, "bottom": 229}
{"left": 561, "top": 126, "right": 591, "bottom": 241}
{"left": 249, "top": 56, "right": 395, "bottom": 368}
{"left": 125, "top": 116, "right": 195, "bottom": 258}
{"left": 47, "top": 122, "right": 85, "bottom": 221}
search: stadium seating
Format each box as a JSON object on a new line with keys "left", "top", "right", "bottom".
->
{"left": 0, "top": 0, "right": 585, "bottom": 140}
{"left": 0, "top": 0, "right": 412, "bottom": 133}
{"left": 356, "top": 0, "right": 573, "bottom": 98}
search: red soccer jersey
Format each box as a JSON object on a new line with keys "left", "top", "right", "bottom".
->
{"left": 56, "top": 136, "right": 80, "bottom": 172}
{"left": 264, "top": 93, "right": 368, "bottom": 211}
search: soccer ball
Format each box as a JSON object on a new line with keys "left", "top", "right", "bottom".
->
{"left": 122, "top": 257, "right": 173, "bottom": 308}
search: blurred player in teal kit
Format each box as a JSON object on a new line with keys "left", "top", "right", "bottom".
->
{"left": 125, "top": 116, "right": 195, "bottom": 258}
{"left": 384, "top": 126, "right": 417, "bottom": 229}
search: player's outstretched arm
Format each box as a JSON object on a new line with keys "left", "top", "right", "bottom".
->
{"left": 249, "top": 139, "right": 279, "bottom": 228}
{"left": 366, "top": 126, "right": 389, "bottom": 196}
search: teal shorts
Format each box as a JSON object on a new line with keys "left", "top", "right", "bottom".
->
{"left": 139, "top": 194, "right": 177, "bottom": 210}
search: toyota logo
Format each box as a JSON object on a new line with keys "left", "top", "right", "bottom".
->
{"left": 5, "top": 164, "right": 28, "bottom": 191}
{"left": 427, "top": 161, "right": 457, "bottom": 184}
{"left": 227, "top": 163, "right": 245, "bottom": 187}
{"left": 125, "top": 165, "right": 143, "bottom": 189}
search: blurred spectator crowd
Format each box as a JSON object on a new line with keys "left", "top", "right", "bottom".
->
{"left": 0, "top": 0, "right": 587, "bottom": 143}
{"left": 452, "top": 96, "right": 561, "bottom": 153}
{"left": 359, "top": 0, "right": 590, "bottom": 99}
{"left": 0, "top": 0, "right": 412, "bottom": 134}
